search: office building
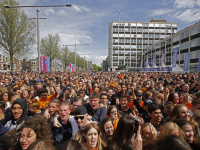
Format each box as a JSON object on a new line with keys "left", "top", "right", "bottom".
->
{"left": 108, "top": 19, "right": 178, "bottom": 71}
{"left": 144, "top": 21, "right": 200, "bottom": 72}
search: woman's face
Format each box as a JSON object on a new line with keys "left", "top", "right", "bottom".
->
{"left": 85, "top": 127, "right": 98, "bottom": 149}
{"left": 173, "top": 93, "right": 179, "bottom": 104}
{"left": 104, "top": 121, "right": 114, "bottom": 136}
{"left": 179, "top": 96, "right": 184, "bottom": 104}
{"left": 115, "top": 98, "right": 120, "bottom": 105}
{"left": 23, "top": 91, "right": 28, "bottom": 98}
{"left": 142, "top": 126, "right": 151, "bottom": 139}
{"left": 179, "top": 106, "right": 191, "bottom": 121}
{"left": 2, "top": 93, "right": 8, "bottom": 101}
{"left": 182, "top": 124, "right": 194, "bottom": 142}
{"left": 110, "top": 108, "right": 118, "bottom": 120}
{"left": 20, "top": 128, "right": 37, "bottom": 150}
{"left": 164, "top": 88, "right": 169, "bottom": 94}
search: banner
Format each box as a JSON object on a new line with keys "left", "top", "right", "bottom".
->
{"left": 140, "top": 59, "right": 143, "bottom": 69}
{"left": 172, "top": 51, "right": 178, "bottom": 68}
{"left": 161, "top": 54, "right": 165, "bottom": 67}
{"left": 183, "top": 52, "right": 190, "bottom": 71}
{"left": 70, "top": 64, "right": 75, "bottom": 72}
{"left": 198, "top": 53, "right": 200, "bottom": 72}
{"left": 152, "top": 57, "right": 155, "bottom": 68}
{"left": 40, "top": 56, "right": 50, "bottom": 73}
{"left": 146, "top": 58, "right": 148, "bottom": 69}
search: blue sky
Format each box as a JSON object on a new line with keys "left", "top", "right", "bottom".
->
{"left": 15, "top": 0, "right": 200, "bottom": 66}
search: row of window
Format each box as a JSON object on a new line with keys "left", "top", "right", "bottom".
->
{"left": 113, "top": 39, "right": 160, "bottom": 44}
{"left": 113, "top": 56, "right": 141, "bottom": 60}
{"left": 113, "top": 50, "right": 142, "bottom": 55}
{"left": 112, "top": 23, "right": 177, "bottom": 28}
{"left": 113, "top": 28, "right": 176, "bottom": 33}
{"left": 113, "top": 34, "right": 167, "bottom": 38}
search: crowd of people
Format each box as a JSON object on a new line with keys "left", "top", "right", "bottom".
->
{"left": 0, "top": 70, "right": 200, "bottom": 150}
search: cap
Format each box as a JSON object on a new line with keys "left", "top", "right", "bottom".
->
{"left": 74, "top": 106, "right": 87, "bottom": 115}
{"left": 144, "top": 99, "right": 154, "bottom": 106}
{"left": 170, "top": 81, "right": 176, "bottom": 85}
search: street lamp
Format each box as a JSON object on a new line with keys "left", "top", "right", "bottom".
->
{"left": 4, "top": 2, "right": 71, "bottom": 73}
{"left": 63, "top": 36, "right": 89, "bottom": 72}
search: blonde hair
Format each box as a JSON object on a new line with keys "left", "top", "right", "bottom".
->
{"left": 159, "top": 122, "right": 184, "bottom": 139}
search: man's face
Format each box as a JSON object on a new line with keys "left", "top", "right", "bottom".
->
{"left": 15, "top": 90, "right": 20, "bottom": 95}
{"left": 150, "top": 109, "right": 162, "bottom": 122}
{"left": 11, "top": 103, "right": 23, "bottom": 121}
{"left": 4, "top": 79, "right": 9, "bottom": 85}
{"left": 71, "top": 101, "right": 82, "bottom": 112}
{"left": 183, "top": 84, "right": 189, "bottom": 93}
{"left": 89, "top": 98, "right": 100, "bottom": 110}
{"left": 121, "top": 85, "right": 126, "bottom": 92}
{"left": 100, "top": 95, "right": 108, "bottom": 105}
{"left": 137, "top": 96, "right": 143, "bottom": 103}
{"left": 41, "top": 92, "right": 48, "bottom": 100}
{"left": 157, "top": 84, "right": 162, "bottom": 89}
{"left": 193, "top": 104, "right": 200, "bottom": 113}
{"left": 74, "top": 114, "right": 88, "bottom": 127}
{"left": 24, "top": 77, "right": 29, "bottom": 83}
{"left": 59, "top": 105, "right": 70, "bottom": 121}
{"left": 48, "top": 103, "right": 59, "bottom": 116}
{"left": 120, "top": 97, "right": 128, "bottom": 107}
{"left": 107, "top": 90, "right": 113, "bottom": 97}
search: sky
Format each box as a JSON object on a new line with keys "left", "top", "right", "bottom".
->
{"left": 13, "top": 0, "right": 200, "bottom": 66}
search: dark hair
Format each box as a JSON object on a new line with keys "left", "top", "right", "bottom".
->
{"left": 58, "top": 92, "right": 68, "bottom": 101}
{"left": 40, "top": 88, "right": 48, "bottom": 94}
{"left": 0, "top": 101, "right": 5, "bottom": 112}
{"left": 110, "top": 115, "right": 135, "bottom": 146}
{"left": 143, "top": 135, "right": 192, "bottom": 150}
{"left": 27, "top": 139, "right": 55, "bottom": 150}
{"left": 89, "top": 92, "right": 99, "bottom": 99}
{"left": 72, "top": 96, "right": 83, "bottom": 104}
{"left": 13, "top": 87, "right": 20, "bottom": 92}
{"left": 100, "top": 93, "right": 108, "bottom": 99}
{"left": 174, "top": 118, "right": 191, "bottom": 128}
{"left": 192, "top": 98, "right": 200, "bottom": 106}
{"left": 148, "top": 103, "right": 161, "bottom": 114}
{"left": 100, "top": 117, "right": 114, "bottom": 141}
{"left": 167, "top": 92, "right": 176, "bottom": 104}
{"left": 60, "top": 139, "right": 84, "bottom": 150}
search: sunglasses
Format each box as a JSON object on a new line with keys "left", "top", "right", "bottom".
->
{"left": 74, "top": 115, "right": 85, "bottom": 120}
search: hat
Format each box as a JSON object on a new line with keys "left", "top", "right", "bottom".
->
{"left": 144, "top": 99, "right": 154, "bottom": 106}
{"left": 136, "top": 92, "right": 143, "bottom": 97}
{"left": 170, "top": 81, "right": 176, "bottom": 85}
{"left": 74, "top": 106, "right": 87, "bottom": 115}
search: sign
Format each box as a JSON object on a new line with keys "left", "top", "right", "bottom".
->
{"left": 152, "top": 57, "right": 155, "bottom": 68}
{"left": 161, "top": 54, "right": 165, "bottom": 67}
{"left": 198, "top": 53, "right": 200, "bottom": 72}
{"left": 70, "top": 64, "right": 75, "bottom": 72}
{"left": 183, "top": 52, "right": 190, "bottom": 71}
{"left": 146, "top": 58, "right": 149, "bottom": 69}
{"left": 140, "top": 59, "right": 143, "bottom": 69}
{"left": 40, "top": 56, "right": 50, "bottom": 73}
{"left": 172, "top": 51, "right": 178, "bottom": 68}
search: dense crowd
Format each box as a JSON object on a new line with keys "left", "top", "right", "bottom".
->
{"left": 0, "top": 70, "right": 200, "bottom": 150}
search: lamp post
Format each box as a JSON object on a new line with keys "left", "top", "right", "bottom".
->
{"left": 126, "top": 56, "right": 129, "bottom": 72}
{"left": 4, "top": 2, "right": 71, "bottom": 73}
{"left": 63, "top": 37, "right": 89, "bottom": 72}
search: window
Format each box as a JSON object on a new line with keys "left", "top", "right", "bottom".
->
{"left": 191, "top": 37, "right": 200, "bottom": 47}
{"left": 166, "top": 24, "right": 171, "bottom": 28}
{"left": 113, "top": 28, "right": 118, "bottom": 32}
{"left": 191, "top": 25, "right": 200, "bottom": 36}
{"left": 113, "top": 23, "right": 118, "bottom": 26}
{"left": 160, "top": 24, "right": 165, "bottom": 27}
{"left": 131, "top": 23, "right": 136, "bottom": 26}
{"left": 173, "top": 45, "right": 179, "bottom": 51}
{"left": 31, "top": 61, "right": 36, "bottom": 65}
{"left": 143, "top": 34, "right": 148, "bottom": 38}
{"left": 155, "top": 24, "right": 160, "bottom": 27}
{"left": 149, "top": 29, "right": 154, "bottom": 33}
{"left": 13, "top": 64, "right": 16, "bottom": 69}
{"left": 181, "top": 41, "right": 189, "bottom": 50}
{"left": 181, "top": 30, "right": 189, "bottom": 40}
{"left": 137, "top": 23, "right": 142, "bottom": 27}
{"left": 113, "top": 34, "right": 118, "bottom": 37}
{"left": 172, "top": 24, "right": 177, "bottom": 28}
{"left": 137, "top": 34, "right": 142, "bottom": 38}
{"left": 113, "top": 39, "right": 118, "bottom": 43}
{"left": 131, "top": 34, "right": 136, "bottom": 38}
{"left": 173, "top": 35, "right": 180, "bottom": 43}
{"left": 137, "top": 29, "right": 142, "bottom": 32}
{"left": 143, "top": 23, "right": 148, "bottom": 27}
{"left": 149, "top": 24, "right": 154, "bottom": 27}
{"left": 131, "top": 28, "right": 136, "bottom": 32}
{"left": 160, "top": 29, "right": 165, "bottom": 33}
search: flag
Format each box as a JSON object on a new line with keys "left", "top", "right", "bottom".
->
{"left": 118, "top": 8, "right": 120, "bottom": 18}
{"left": 152, "top": 57, "right": 155, "bottom": 68}
{"left": 161, "top": 54, "right": 165, "bottom": 67}
{"left": 140, "top": 59, "right": 143, "bottom": 69}
{"left": 197, "top": 53, "right": 200, "bottom": 72}
{"left": 146, "top": 58, "right": 149, "bottom": 69}
{"left": 172, "top": 51, "right": 178, "bottom": 68}
{"left": 183, "top": 52, "right": 190, "bottom": 71}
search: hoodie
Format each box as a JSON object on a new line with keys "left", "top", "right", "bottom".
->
{"left": 5, "top": 99, "right": 27, "bottom": 130}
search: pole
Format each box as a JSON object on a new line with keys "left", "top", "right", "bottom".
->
{"left": 37, "top": 0, "right": 40, "bottom": 73}
{"left": 75, "top": 35, "right": 76, "bottom": 72}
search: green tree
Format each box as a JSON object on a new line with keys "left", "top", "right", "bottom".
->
{"left": 40, "top": 33, "right": 60, "bottom": 70}
{"left": 0, "top": 0, "right": 36, "bottom": 72}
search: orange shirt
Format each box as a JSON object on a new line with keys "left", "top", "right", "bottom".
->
{"left": 128, "top": 101, "right": 145, "bottom": 109}
{"left": 38, "top": 93, "right": 56, "bottom": 109}
{"left": 186, "top": 103, "right": 192, "bottom": 109}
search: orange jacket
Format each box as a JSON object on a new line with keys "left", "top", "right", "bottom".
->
{"left": 38, "top": 93, "right": 56, "bottom": 109}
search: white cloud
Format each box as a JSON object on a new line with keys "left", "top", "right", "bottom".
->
{"left": 149, "top": 8, "right": 175, "bottom": 16}
{"left": 72, "top": 4, "right": 91, "bottom": 12}
{"left": 173, "top": 0, "right": 200, "bottom": 8}
{"left": 171, "top": 9, "right": 200, "bottom": 22}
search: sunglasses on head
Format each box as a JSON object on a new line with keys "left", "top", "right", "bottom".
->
{"left": 74, "top": 115, "right": 85, "bottom": 120}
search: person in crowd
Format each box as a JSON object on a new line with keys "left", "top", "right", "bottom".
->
{"left": 159, "top": 122, "right": 184, "bottom": 139}
{"left": 51, "top": 101, "right": 72, "bottom": 149}
{"left": 70, "top": 96, "right": 83, "bottom": 115}
{"left": 5, "top": 99, "right": 27, "bottom": 130}
{"left": 106, "top": 105, "right": 121, "bottom": 129}
{"left": 84, "top": 92, "right": 107, "bottom": 124}
{"left": 189, "top": 98, "right": 200, "bottom": 116}
{"left": 21, "top": 89, "right": 29, "bottom": 99}
{"left": 60, "top": 139, "right": 84, "bottom": 150}
{"left": 117, "top": 95, "right": 133, "bottom": 116}
{"left": 28, "top": 99, "right": 44, "bottom": 116}
{"left": 79, "top": 123, "right": 107, "bottom": 150}
{"left": 99, "top": 93, "right": 110, "bottom": 108}
{"left": 100, "top": 117, "right": 114, "bottom": 143}
{"left": 182, "top": 84, "right": 190, "bottom": 93}
{"left": 27, "top": 139, "right": 56, "bottom": 150}
{"left": 5, "top": 116, "right": 51, "bottom": 150}
{"left": 148, "top": 103, "right": 163, "bottom": 131}
{"left": 141, "top": 122, "right": 157, "bottom": 143}
{"left": 38, "top": 84, "right": 58, "bottom": 109}
{"left": 116, "top": 83, "right": 128, "bottom": 98}
{"left": 175, "top": 118, "right": 200, "bottom": 150}
{"left": 167, "top": 92, "right": 179, "bottom": 105}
